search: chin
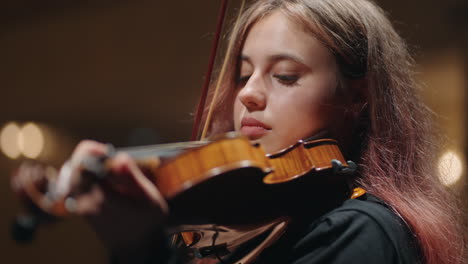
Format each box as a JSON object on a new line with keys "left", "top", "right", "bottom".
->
{"left": 259, "top": 141, "right": 279, "bottom": 154}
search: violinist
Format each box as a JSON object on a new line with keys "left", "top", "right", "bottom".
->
{"left": 14, "top": 0, "right": 465, "bottom": 263}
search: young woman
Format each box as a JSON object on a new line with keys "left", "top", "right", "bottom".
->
{"left": 15, "top": 0, "right": 464, "bottom": 263}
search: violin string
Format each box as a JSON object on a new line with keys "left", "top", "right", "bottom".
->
{"left": 116, "top": 141, "right": 208, "bottom": 159}
{"left": 118, "top": 141, "right": 207, "bottom": 151}
{"left": 200, "top": 0, "right": 247, "bottom": 140}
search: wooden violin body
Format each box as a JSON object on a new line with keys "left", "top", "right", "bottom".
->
{"left": 157, "top": 132, "right": 348, "bottom": 197}
{"left": 144, "top": 132, "right": 352, "bottom": 225}
{"left": 13, "top": 132, "right": 354, "bottom": 222}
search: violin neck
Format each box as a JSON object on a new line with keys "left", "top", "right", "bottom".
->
{"left": 116, "top": 141, "right": 209, "bottom": 160}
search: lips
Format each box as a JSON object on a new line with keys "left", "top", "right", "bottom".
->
{"left": 240, "top": 117, "right": 271, "bottom": 139}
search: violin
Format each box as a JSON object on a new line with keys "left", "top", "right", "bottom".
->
{"left": 11, "top": 131, "right": 356, "bottom": 263}
{"left": 13, "top": 131, "right": 355, "bottom": 217}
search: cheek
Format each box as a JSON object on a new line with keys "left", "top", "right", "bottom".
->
{"left": 272, "top": 88, "right": 329, "bottom": 120}
{"left": 271, "top": 85, "right": 340, "bottom": 134}
{"left": 233, "top": 98, "right": 243, "bottom": 130}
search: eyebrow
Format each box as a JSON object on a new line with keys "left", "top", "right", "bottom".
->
{"left": 240, "top": 53, "right": 308, "bottom": 67}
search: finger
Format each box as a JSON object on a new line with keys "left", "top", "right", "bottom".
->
{"left": 70, "top": 140, "right": 111, "bottom": 188}
{"left": 108, "top": 153, "right": 169, "bottom": 215}
{"left": 30, "top": 163, "right": 44, "bottom": 183}
{"left": 55, "top": 161, "right": 74, "bottom": 196}
{"left": 70, "top": 140, "right": 108, "bottom": 164}
{"left": 72, "top": 185, "right": 105, "bottom": 215}
{"left": 55, "top": 140, "right": 109, "bottom": 196}
{"left": 12, "top": 162, "right": 50, "bottom": 211}
{"left": 11, "top": 162, "right": 33, "bottom": 194}
{"left": 16, "top": 162, "right": 35, "bottom": 188}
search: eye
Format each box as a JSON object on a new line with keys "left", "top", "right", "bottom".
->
{"left": 237, "top": 75, "right": 251, "bottom": 86}
{"left": 273, "top": 74, "right": 299, "bottom": 86}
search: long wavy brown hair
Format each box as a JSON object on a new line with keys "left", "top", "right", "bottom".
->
{"left": 200, "top": 0, "right": 465, "bottom": 263}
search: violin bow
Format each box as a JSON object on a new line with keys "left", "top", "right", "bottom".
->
{"left": 184, "top": 0, "right": 246, "bottom": 247}
{"left": 190, "top": 0, "right": 229, "bottom": 141}
{"left": 191, "top": 0, "right": 246, "bottom": 141}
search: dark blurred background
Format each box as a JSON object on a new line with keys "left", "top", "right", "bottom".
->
{"left": 0, "top": 0, "right": 466, "bottom": 263}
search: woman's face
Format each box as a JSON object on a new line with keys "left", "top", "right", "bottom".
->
{"left": 233, "top": 11, "right": 345, "bottom": 154}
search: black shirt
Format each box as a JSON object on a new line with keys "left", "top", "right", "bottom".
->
{"left": 111, "top": 194, "right": 421, "bottom": 264}
{"left": 256, "top": 193, "right": 421, "bottom": 264}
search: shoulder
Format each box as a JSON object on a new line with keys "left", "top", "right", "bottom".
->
{"left": 289, "top": 194, "right": 421, "bottom": 264}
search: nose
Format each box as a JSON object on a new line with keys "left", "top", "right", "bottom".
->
{"left": 237, "top": 75, "right": 267, "bottom": 111}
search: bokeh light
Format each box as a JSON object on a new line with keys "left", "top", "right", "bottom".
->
{"left": 438, "top": 150, "right": 464, "bottom": 186}
{"left": 18, "top": 122, "right": 44, "bottom": 159}
{"left": 0, "top": 122, "right": 21, "bottom": 159}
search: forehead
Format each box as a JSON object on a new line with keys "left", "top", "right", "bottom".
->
{"left": 242, "top": 11, "right": 333, "bottom": 68}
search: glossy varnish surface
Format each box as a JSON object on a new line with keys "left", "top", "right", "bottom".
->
{"left": 153, "top": 135, "right": 348, "bottom": 198}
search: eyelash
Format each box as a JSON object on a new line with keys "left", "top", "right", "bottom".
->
{"left": 273, "top": 74, "right": 299, "bottom": 86}
{"left": 236, "top": 74, "right": 299, "bottom": 87}
{"left": 237, "top": 76, "right": 250, "bottom": 86}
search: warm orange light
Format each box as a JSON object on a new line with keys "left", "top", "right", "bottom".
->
{"left": 18, "top": 122, "right": 44, "bottom": 159}
{"left": 438, "top": 150, "right": 463, "bottom": 186}
{"left": 0, "top": 122, "right": 21, "bottom": 159}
